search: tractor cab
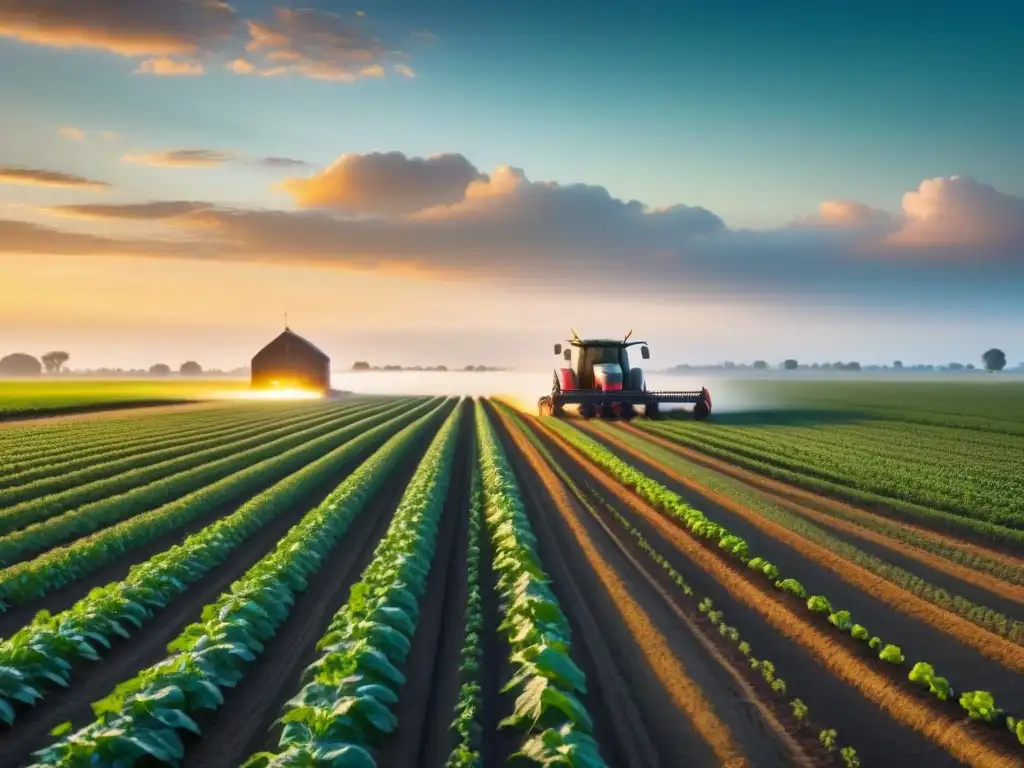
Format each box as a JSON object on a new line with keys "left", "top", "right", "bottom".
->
{"left": 539, "top": 328, "right": 711, "bottom": 420}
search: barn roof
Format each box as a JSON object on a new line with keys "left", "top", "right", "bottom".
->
{"left": 253, "top": 328, "right": 329, "bottom": 361}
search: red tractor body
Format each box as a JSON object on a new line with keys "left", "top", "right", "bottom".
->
{"left": 538, "top": 330, "right": 712, "bottom": 420}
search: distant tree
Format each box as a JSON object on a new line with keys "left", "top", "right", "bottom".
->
{"left": 753, "top": 360, "right": 769, "bottom": 370}
{"left": 435, "top": 365, "right": 447, "bottom": 372}
{"left": 947, "top": 362, "right": 964, "bottom": 371}
{"left": 893, "top": 360, "right": 903, "bottom": 369}
{"left": 180, "top": 361, "right": 203, "bottom": 376}
{"left": 723, "top": 361, "right": 736, "bottom": 369}
{"left": 149, "top": 363, "right": 171, "bottom": 376}
{"left": 475, "top": 365, "right": 488, "bottom": 372}
{"left": 464, "top": 364, "right": 475, "bottom": 371}
{"left": 783, "top": 359, "right": 798, "bottom": 370}
{"left": 0, "top": 353, "right": 42, "bottom": 376}
{"left": 966, "top": 363, "right": 975, "bottom": 370}
{"left": 41, "top": 351, "right": 69, "bottom": 373}
{"left": 351, "top": 361, "right": 371, "bottom": 371}
{"left": 982, "top": 348, "right": 1007, "bottom": 372}
{"left": 844, "top": 361, "right": 861, "bottom": 371}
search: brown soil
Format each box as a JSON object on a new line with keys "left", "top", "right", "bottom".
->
{"left": 489, "top": 401, "right": 809, "bottom": 768}
{"left": 583, "top": 426, "right": 1024, "bottom": 701}
{"left": 623, "top": 422, "right": 1024, "bottom": 571}
{"left": 539, "top": 417, "right": 1020, "bottom": 767}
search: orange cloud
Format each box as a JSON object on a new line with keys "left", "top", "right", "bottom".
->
{"left": 123, "top": 149, "right": 235, "bottom": 167}
{"left": 242, "top": 7, "right": 397, "bottom": 82}
{"left": 889, "top": 176, "right": 1024, "bottom": 246}
{"left": 42, "top": 201, "right": 210, "bottom": 220}
{"left": 789, "top": 199, "right": 892, "bottom": 230}
{"left": 278, "top": 151, "right": 486, "bottom": 216}
{"left": 58, "top": 125, "right": 85, "bottom": 141}
{"left": 136, "top": 56, "right": 204, "bottom": 76}
{"left": 227, "top": 57, "right": 254, "bottom": 74}
{"left": 0, "top": 0, "right": 238, "bottom": 56}
{"left": 0, "top": 166, "right": 110, "bottom": 190}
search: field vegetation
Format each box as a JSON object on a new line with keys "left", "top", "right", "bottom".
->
{"left": 0, "top": 381, "right": 1020, "bottom": 766}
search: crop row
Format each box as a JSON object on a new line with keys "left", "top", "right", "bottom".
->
{"left": 0, "top": 406, "right": 320, "bottom": 484}
{"left": 621, "top": 425, "right": 1024, "bottom": 589}
{"left": 474, "top": 403, "right": 608, "bottom": 766}
{"left": 0, "top": 403, "right": 289, "bottom": 463}
{"left": 27, "top": 399, "right": 453, "bottom": 765}
{"left": 498, "top": 404, "right": 862, "bottom": 764}
{"left": 0, "top": 402, "right": 368, "bottom": 510}
{"left": 543, "top": 419, "right": 1024, "bottom": 753}
{"left": 0, "top": 400, "right": 398, "bottom": 538}
{"left": 605, "top": 425, "right": 1024, "bottom": 645}
{"left": 243, "top": 401, "right": 464, "bottom": 765}
{"left": 0, "top": 399, "right": 437, "bottom": 608}
{"left": 649, "top": 420, "right": 1024, "bottom": 530}
{"left": 0, "top": 399, "right": 416, "bottom": 568}
{"left": 0, "top": 398, "right": 445, "bottom": 725}
{"left": 445, "top": 433, "right": 484, "bottom": 767}
{"left": 636, "top": 421, "right": 1024, "bottom": 548}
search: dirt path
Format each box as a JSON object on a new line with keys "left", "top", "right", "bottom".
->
{"left": 621, "top": 422, "right": 1024, "bottom": 572}
{"left": 375, "top": 405, "right": 472, "bottom": 768}
{"left": 183, "top": 425, "right": 438, "bottom": 767}
{"left": 0, "top": 441, "right": 392, "bottom": 767}
{"left": 490, "top": 402, "right": 792, "bottom": 768}
{"left": 540, "top": 418, "right": 1024, "bottom": 766}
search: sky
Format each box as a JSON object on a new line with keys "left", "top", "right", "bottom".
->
{"left": 1, "top": 0, "right": 1022, "bottom": 371}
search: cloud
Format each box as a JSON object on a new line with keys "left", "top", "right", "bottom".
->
{"left": 0, "top": 219, "right": 168, "bottom": 255}
{"left": 3, "top": 156, "right": 1021, "bottom": 308}
{"left": 136, "top": 56, "right": 204, "bottom": 75}
{"left": 394, "top": 64, "right": 415, "bottom": 78}
{"left": 790, "top": 199, "right": 893, "bottom": 230}
{"left": 42, "top": 201, "right": 210, "bottom": 220}
{"left": 278, "top": 151, "right": 488, "bottom": 216}
{"left": 889, "top": 176, "right": 1024, "bottom": 247}
{"left": 243, "top": 7, "right": 399, "bottom": 82}
{"left": 255, "top": 156, "right": 310, "bottom": 169}
{"left": 123, "top": 148, "right": 235, "bottom": 167}
{"left": 0, "top": 3, "right": 410, "bottom": 83}
{"left": 101, "top": 131, "right": 120, "bottom": 141}
{"left": 58, "top": 126, "right": 85, "bottom": 141}
{"left": 0, "top": 166, "right": 110, "bottom": 190}
{"left": 227, "top": 57, "right": 254, "bottom": 74}
{"left": 0, "top": 0, "right": 238, "bottom": 56}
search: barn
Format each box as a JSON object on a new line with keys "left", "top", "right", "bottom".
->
{"left": 251, "top": 327, "right": 331, "bottom": 393}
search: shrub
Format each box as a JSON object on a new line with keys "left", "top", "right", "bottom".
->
{"left": 807, "top": 595, "right": 832, "bottom": 614}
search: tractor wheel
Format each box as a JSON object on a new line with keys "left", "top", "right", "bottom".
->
{"left": 693, "top": 399, "right": 710, "bottom": 421}
{"left": 580, "top": 403, "right": 597, "bottom": 419}
{"left": 538, "top": 397, "right": 553, "bottom": 417}
{"left": 646, "top": 400, "right": 660, "bottom": 419}
{"left": 600, "top": 404, "right": 616, "bottom": 419}
{"left": 620, "top": 403, "right": 636, "bottom": 420}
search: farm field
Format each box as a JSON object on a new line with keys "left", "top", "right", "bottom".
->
{"left": 0, "top": 380, "right": 251, "bottom": 420}
{"left": 0, "top": 383, "right": 1021, "bottom": 766}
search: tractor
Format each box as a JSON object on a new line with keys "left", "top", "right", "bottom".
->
{"left": 537, "top": 329, "right": 712, "bottom": 420}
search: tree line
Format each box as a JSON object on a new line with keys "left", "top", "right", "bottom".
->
{"left": 0, "top": 352, "right": 211, "bottom": 377}
{"left": 669, "top": 349, "right": 1012, "bottom": 373}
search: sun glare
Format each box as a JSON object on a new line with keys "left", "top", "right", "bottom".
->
{"left": 210, "top": 386, "right": 325, "bottom": 401}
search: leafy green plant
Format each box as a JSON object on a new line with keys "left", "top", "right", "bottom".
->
{"left": 0, "top": 400, "right": 442, "bottom": 726}
{"left": 819, "top": 728, "right": 838, "bottom": 752}
{"left": 840, "top": 746, "right": 861, "bottom": 767}
{"left": 850, "top": 624, "right": 869, "bottom": 641}
{"left": 29, "top": 402, "right": 453, "bottom": 765}
{"left": 959, "top": 690, "right": 1000, "bottom": 722}
{"left": 806, "top": 595, "right": 832, "bottom": 614}
{"left": 878, "top": 644, "right": 904, "bottom": 664}
{"left": 828, "top": 610, "right": 853, "bottom": 631}
{"left": 790, "top": 698, "right": 808, "bottom": 724}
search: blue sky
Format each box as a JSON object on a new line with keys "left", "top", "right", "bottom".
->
{"left": 0, "top": 0, "right": 1021, "bottom": 369}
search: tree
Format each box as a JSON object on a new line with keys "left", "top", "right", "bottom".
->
{"left": 0, "top": 353, "right": 42, "bottom": 376}
{"left": 41, "top": 351, "right": 69, "bottom": 373}
{"left": 180, "top": 361, "right": 203, "bottom": 376}
{"left": 149, "top": 363, "right": 171, "bottom": 376}
{"left": 982, "top": 348, "right": 1007, "bottom": 372}
{"left": 783, "top": 359, "right": 798, "bottom": 370}
{"left": 351, "top": 361, "right": 371, "bottom": 371}
{"left": 893, "top": 360, "right": 903, "bottom": 369}
{"left": 947, "top": 362, "right": 964, "bottom": 371}
{"left": 753, "top": 360, "right": 769, "bottom": 370}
